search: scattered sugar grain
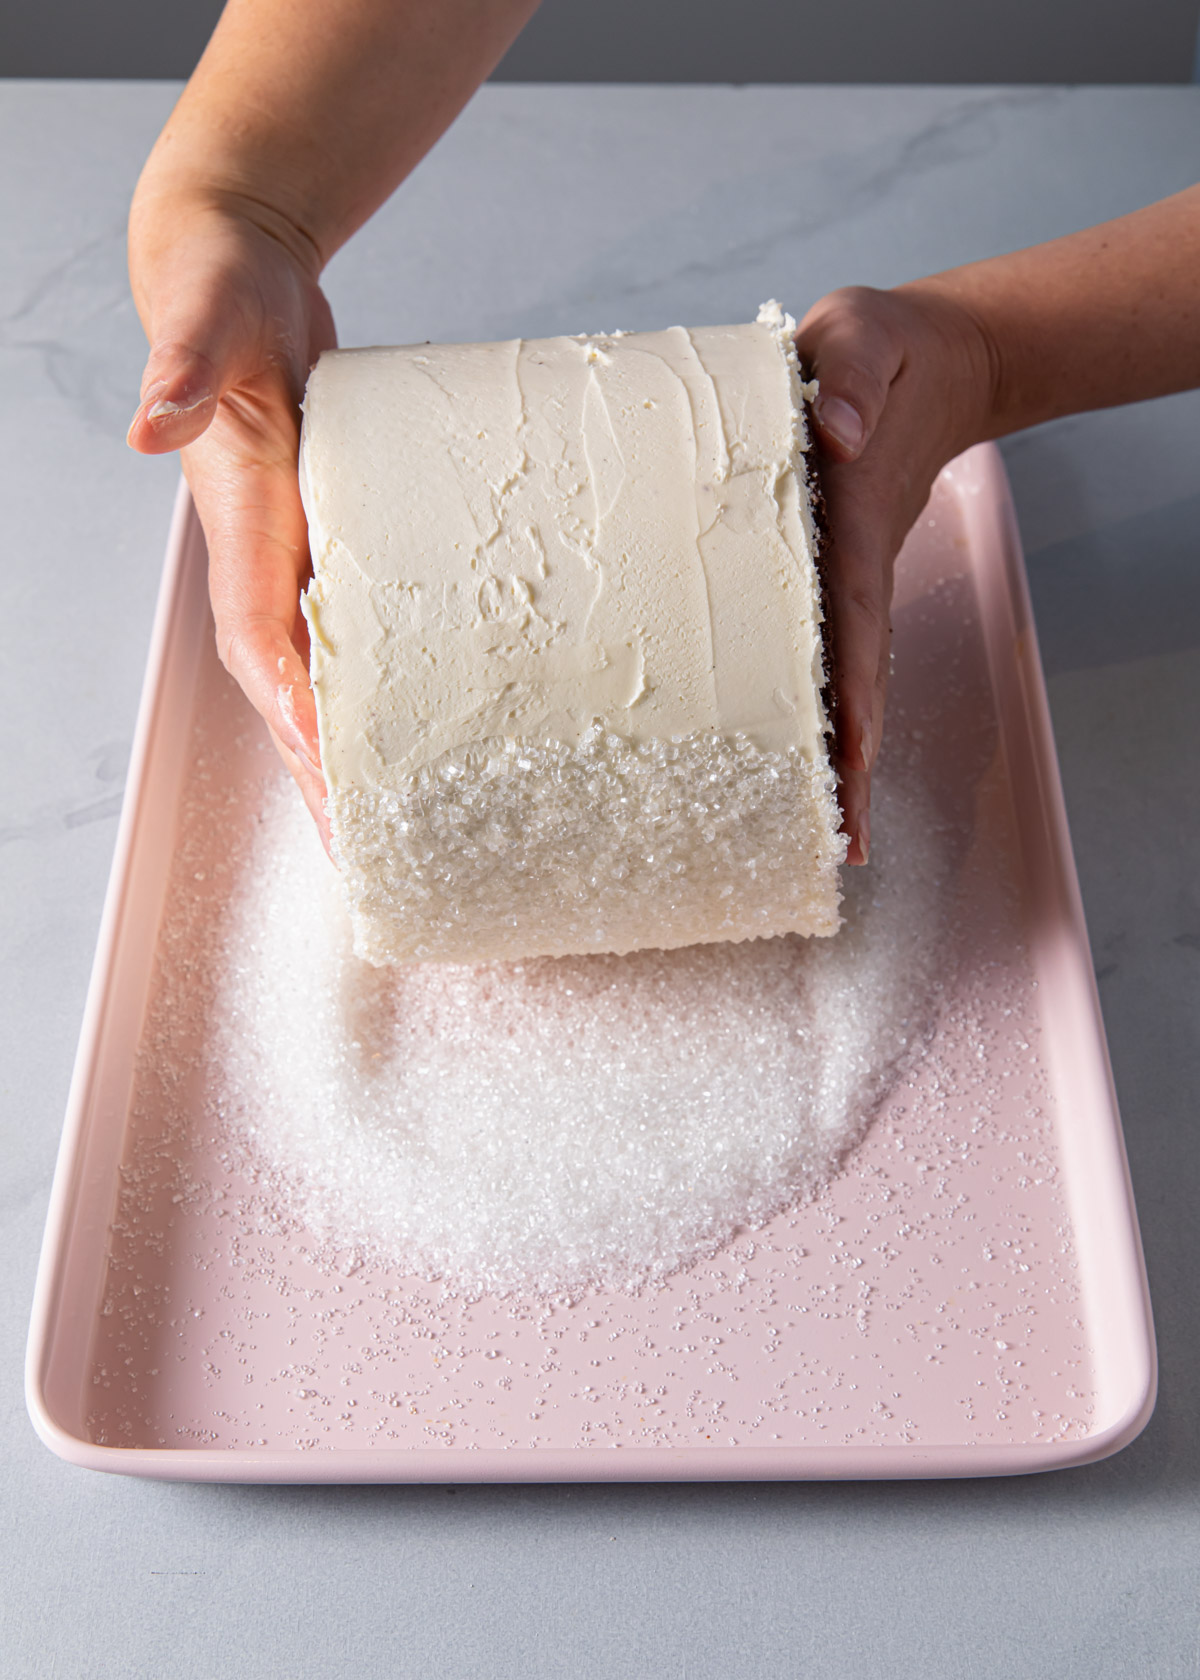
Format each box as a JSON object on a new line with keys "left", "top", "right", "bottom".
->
{"left": 206, "top": 753, "right": 945, "bottom": 1298}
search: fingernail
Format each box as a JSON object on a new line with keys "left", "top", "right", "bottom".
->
{"left": 146, "top": 391, "right": 212, "bottom": 423}
{"left": 816, "top": 395, "right": 864, "bottom": 455}
{"left": 277, "top": 683, "right": 322, "bottom": 776}
{"left": 127, "top": 382, "right": 214, "bottom": 447}
{"left": 287, "top": 730, "right": 322, "bottom": 778}
{"left": 859, "top": 718, "right": 873, "bottom": 771}
{"left": 856, "top": 808, "right": 870, "bottom": 865}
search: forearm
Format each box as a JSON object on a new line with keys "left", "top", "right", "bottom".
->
{"left": 903, "top": 185, "right": 1200, "bottom": 441}
{"left": 130, "top": 0, "right": 539, "bottom": 284}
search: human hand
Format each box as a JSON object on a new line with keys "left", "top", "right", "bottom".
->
{"left": 127, "top": 189, "right": 336, "bottom": 844}
{"left": 796, "top": 284, "right": 997, "bottom": 864}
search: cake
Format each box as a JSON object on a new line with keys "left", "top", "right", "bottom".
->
{"left": 299, "top": 301, "right": 845, "bottom": 965}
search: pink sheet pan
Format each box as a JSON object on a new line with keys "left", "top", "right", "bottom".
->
{"left": 27, "top": 444, "right": 1155, "bottom": 1482}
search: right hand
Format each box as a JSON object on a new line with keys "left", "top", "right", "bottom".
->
{"left": 127, "top": 190, "right": 337, "bottom": 844}
{"left": 796, "top": 283, "right": 998, "bottom": 863}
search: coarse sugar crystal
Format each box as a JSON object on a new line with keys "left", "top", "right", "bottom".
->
{"left": 330, "top": 728, "right": 844, "bottom": 965}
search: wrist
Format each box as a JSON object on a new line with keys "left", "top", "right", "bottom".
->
{"left": 890, "top": 277, "right": 1006, "bottom": 457}
{"left": 131, "top": 159, "right": 326, "bottom": 282}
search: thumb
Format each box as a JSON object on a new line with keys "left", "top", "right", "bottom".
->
{"left": 126, "top": 233, "right": 282, "bottom": 455}
{"left": 794, "top": 286, "right": 906, "bottom": 463}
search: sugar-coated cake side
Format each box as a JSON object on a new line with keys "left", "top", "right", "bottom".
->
{"left": 300, "top": 302, "right": 845, "bottom": 965}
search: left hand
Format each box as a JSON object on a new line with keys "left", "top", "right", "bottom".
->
{"left": 128, "top": 189, "right": 337, "bottom": 846}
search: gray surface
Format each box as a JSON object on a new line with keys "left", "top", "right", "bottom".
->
{"left": 2, "top": 80, "right": 1198, "bottom": 1680}
{"left": 4, "top": 0, "right": 1200, "bottom": 82}
{"left": 496, "top": 0, "right": 1200, "bottom": 83}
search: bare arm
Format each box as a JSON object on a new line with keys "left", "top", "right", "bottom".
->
{"left": 800, "top": 185, "right": 1200, "bottom": 861}
{"left": 127, "top": 0, "right": 539, "bottom": 835}
{"left": 929, "top": 186, "right": 1200, "bottom": 433}
{"left": 129, "top": 0, "right": 540, "bottom": 300}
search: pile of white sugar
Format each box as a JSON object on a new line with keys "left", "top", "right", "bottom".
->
{"left": 208, "top": 758, "right": 943, "bottom": 1299}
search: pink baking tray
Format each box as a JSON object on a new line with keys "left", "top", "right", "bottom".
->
{"left": 27, "top": 445, "right": 1155, "bottom": 1482}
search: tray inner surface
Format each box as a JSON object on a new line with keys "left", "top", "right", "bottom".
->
{"left": 73, "top": 461, "right": 1136, "bottom": 1466}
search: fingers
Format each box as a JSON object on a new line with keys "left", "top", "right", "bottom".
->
{"left": 818, "top": 455, "right": 894, "bottom": 864}
{"left": 269, "top": 719, "right": 333, "bottom": 857}
{"left": 223, "top": 605, "right": 324, "bottom": 787}
{"left": 198, "top": 441, "right": 332, "bottom": 849}
{"left": 837, "top": 764, "right": 871, "bottom": 867}
{"left": 798, "top": 288, "right": 951, "bottom": 863}
{"left": 796, "top": 287, "right": 906, "bottom": 464}
{"left": 181, "top": 371, "right": 328, "bottom": 821}
{"left": 798, "top": 294, "right": 903, "bottom": 860}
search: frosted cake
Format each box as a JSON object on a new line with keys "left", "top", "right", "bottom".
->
{"left": 299, "top": 302, "right": 844, "bottom": 964}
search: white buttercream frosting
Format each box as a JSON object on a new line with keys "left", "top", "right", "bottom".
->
{"left": 300, "top": 304, "right": 844, "bottom": 964}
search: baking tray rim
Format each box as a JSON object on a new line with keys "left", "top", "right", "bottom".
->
{"left": 26, "top": 450, "right": 1157, "bottom": 1482}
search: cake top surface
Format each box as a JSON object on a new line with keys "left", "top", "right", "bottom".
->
{"left": 300, "top": 303, "right": 826, "bottom": 788}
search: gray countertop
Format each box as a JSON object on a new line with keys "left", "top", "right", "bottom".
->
{"left": 2, "top": 81, "right": 1198, "bottom": 1679}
